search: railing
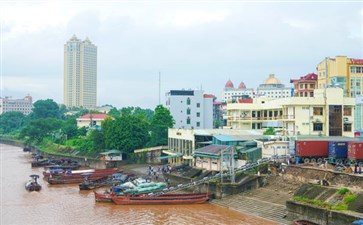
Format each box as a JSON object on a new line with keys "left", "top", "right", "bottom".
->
{"left": 149, "top": 155, "right": 290, "bottom": 196}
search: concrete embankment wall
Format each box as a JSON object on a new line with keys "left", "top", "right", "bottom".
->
{"left": 285, "top": 165, "right": 363, "bottom": 188}
{"left": 287, "top": 200, "right": 362, "bottom": 225}
{"left": 164, "top": 172, "right": 267, "bottom": 199}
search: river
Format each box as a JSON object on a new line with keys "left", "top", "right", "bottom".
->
{"left": 0, "top": 144, "right": 278, "bottom": 225}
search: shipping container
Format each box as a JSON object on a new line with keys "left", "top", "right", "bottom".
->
{"left": 295, "top": 140, "right": 329, "bottom": 163}
{"left": 240, "top": 147, "right": 262, "bottom": 162}
{"left": 348, "top": 141, "right": 363, "bottom": 161}
{"left": 328, "top": 141, "right": 348, "bottom": 160}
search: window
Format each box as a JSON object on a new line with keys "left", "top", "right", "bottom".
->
{"left": 313, "top": 123, "right": 323, "bottom": 131}
{"left": 196, "top": 112, "right": 200, "bottom": 117}
{"left": 344, "top": 124, "right": 352, "bottom": 132}
{"left": 300, "top": 84, "right": 304, "bottom": 89}
{"left": 196, "top": 103, "right": 200, "bottom": 108}
{"left": 187, "top": 108, "right": 191, "bottom": 115}
{"left": 187, "top": 97, "right": 191, "bottom": 105}
{"left": 313, "top": 107, "right": 323, "bottom": 115}
{"left": 357, "top": 67, "right": 362, "bottom": 73}
{"left": 196, "top": 122, "right": 200, "bottom": 127}
{"left": 344, "top": 107, "right": 352, "bottom": 116}
{"left": 310, "top": 84, "right": 315, "bottom": 89}
{"left": 187, "top": 117, "right": 191, "bottom": 125}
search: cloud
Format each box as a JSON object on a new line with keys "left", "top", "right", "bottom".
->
{"left": 2, "top": 2, "right": 363, "bottom": 109}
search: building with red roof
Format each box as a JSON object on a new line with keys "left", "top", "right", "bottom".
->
{"left": 290, "top": 73, "right": 318, "bottom": 97}
{"left": 76, "top": 113, "right": 110, "bottom": 128}
{"left": 222, "top": 79, "right": 254, "bottom": 103}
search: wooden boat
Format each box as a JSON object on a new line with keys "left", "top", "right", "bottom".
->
{"left": 293, "top": 220, "right": 319, "bottom": 225}
{"left": 111, "top": 193, "right": 210, "bottom": 205}
{"left": 47, "top": 174, "right": 111, "bottom": 185}
{"left": 25, "top": 175, "right": 41, "bottom": 191}
{"left": 44, "top": 168, "right": 119, "bottom": 178}
{"left": 94, "top": 191, "right": 211, "bottom": 202}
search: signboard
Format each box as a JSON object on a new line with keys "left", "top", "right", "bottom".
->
{"left": 351, "top": 59, "right": 363, "bottom": 65}
{"left": 357, "top": 95, "right": 363, "bottom": 105}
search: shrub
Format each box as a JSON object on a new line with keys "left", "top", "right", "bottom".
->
{"left": 337, "top": 187, "right": 350, "bottom": 195}
{"left": 332, "top": 204, "right": 348, "bottom": 210}
{"left": 344, "top": 194, "right": 357, "bottom": 204}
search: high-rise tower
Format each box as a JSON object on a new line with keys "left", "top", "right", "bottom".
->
{"left": 64, "top": 35, "right": 97, "bottom": 108}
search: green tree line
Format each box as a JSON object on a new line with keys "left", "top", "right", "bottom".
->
{"left": 0, "top": 99, "right": 174, "bottom": 155}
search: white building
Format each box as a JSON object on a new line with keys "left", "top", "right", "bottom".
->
{"left": 165, "top": 90, "right": 214, "bottom": 129}
{"left": 64, "top": 35, "right": 97, "bottom": 108}
{"left": 256, "top": 74, "right": 292, "bottom": 98}
{"left": 222, "top": 79, "right": 254, "bottom": 102}
{"left": 0, "top": 96, "right": 33, "bottom": 115}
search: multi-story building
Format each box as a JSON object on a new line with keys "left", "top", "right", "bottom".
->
{"left": 222, "top": 79, "right": 254, "bottom": 102}
{"left": 317, "top": 56, "right": 363, "bottom": 133}
{"left": 64, "top": 35, "right": 97, "bottom": 108}
{"left": 290, "top": 73, "right": 318, "bottom": 97}
{"left": 165, "top": 90, "right": 214, "bottom": 129}
{"left": 0, "top": 96, "right": 33, "bottom": 115}
{"left": 256, "top": 74, "right": 292, "bottom": 98}
{"left": 317, "top": 56, "right": 363, "bottom": 97}
{"left": 166, "top": 128, "right": 265, "bottom": 166}
{"left": 224, "top": 87, "right": 355, "bottom": 137}
{"left": 356, "top": 95, "right": 363, "bottom": 134}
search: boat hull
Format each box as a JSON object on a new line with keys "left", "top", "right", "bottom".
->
{"left": 110, "top": 193, "right": 211, "bottom": 205}
{"left": 112, "top": 196, "right": 209, "bottom": 205}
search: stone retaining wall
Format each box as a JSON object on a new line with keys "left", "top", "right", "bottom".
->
{"left": 286, "top": 200, "right": 362, "bottom": 225}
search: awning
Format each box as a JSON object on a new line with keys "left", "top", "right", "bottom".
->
{"left": 162, "top": 150, "right": 180, "bottom": 155}
{"left": 183, "top": 155, "right": 194, "bottom": 160}
{"left": 100, "top": 149, "right": 122, "bottom": 155}
{"left": 158, "top": 154, "right": 182, "bottom": 160}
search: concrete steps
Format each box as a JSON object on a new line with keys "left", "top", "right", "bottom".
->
{"left": 212, "top": 187, "right": 292, "bottom": 225}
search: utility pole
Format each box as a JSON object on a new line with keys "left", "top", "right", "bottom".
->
{"left": 159, "top": 72, "right": 161, "bottom": 105}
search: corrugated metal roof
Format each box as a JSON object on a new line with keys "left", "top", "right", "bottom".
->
{"left": 194, "top": 144, "right": 230, "bottom": 155}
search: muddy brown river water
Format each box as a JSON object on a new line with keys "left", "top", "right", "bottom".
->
{"left": 0, "top": 144, "right": 278, "bottom": 225}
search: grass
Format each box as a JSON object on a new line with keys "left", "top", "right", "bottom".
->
{"left": 292, "top": 196, "right": 332, "bottom": 209}
{"left": 343, "top": 194, "right": 357, "bottom": 204}
{"left": 331, "top": 204, "right": 348, "bottom": 210}
{"left": 337, "top": 187, "right": 350, "bottom": 196}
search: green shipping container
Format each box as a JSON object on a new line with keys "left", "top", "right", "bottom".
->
{"left": 239, "top": 147, "right": 262, "bottom": 162}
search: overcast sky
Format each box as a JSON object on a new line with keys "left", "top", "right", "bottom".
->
{"left": 1, "top": 1, "right": 362, "bottom": 109}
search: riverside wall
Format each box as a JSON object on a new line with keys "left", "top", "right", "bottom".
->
{"left": 286, "top": 200, "right": 362, "bottom": 225}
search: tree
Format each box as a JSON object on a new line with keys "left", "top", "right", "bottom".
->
{"left": 88, "top": 129, "right": 105, "bottom": 151}
{"left": 20, "top": 118, "right": 63, "bottom": 143}
{"left": 263, "top": 127, "right": 276, "bottom": 135}
{"left": 0, "top": 111, "right": 25, "bottom": 134}
{"left": 103, "top": 114, "right": 150, "bottom": 153}
{"left": 31, "top": 99, "right": 60, "bottom": 119}
{"left": 149, "top": 105, "right": 175, "bottom": 146}
{"left": 119, "top": 106, "right": 154, "bottom": 121}
{"left": 108, "top": 107, "right": 120, "bottom": 118}
{"left": 62, "top": 118, "right": 78, "bottom": 140}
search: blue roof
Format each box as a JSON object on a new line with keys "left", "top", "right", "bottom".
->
{"left": 214, "top": 135, "right": 247, "bottom": 142}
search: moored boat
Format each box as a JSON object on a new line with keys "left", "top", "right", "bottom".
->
{"left": 293, "top": 220, "right": 319, "bottom": 225}
{"left": 25, "top": 175, "right": 42, "bottom": 191}
{"left": 111, "top": 193, "right": 210, "bottom": 205}
{"left": 44, "top": 168, "right": 119, "bottom": 178}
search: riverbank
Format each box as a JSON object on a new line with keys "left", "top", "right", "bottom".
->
{"left": 1, "top": 143, "right": 278, "bottom": 225}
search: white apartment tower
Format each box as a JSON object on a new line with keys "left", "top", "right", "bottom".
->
{"left": 64, "top": 35, "right": 97, "bottom": 108}
{"left": 165, "top": 90, "right": 214, "bottom": 129}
